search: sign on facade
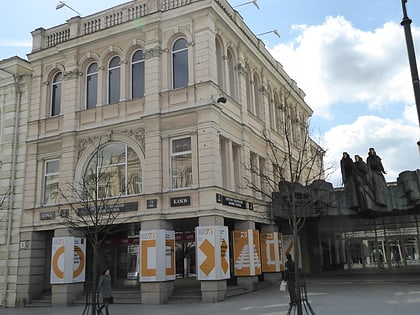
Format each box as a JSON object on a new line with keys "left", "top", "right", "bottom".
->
{"left": 196, "top": 226, "right": 230, "bottom": 280}
{"left": 139, "top": 230, "right": 175, "bottom": 282}
{"left": 233, "top": 230, "right": 261, "bottom": 276}
{"left": 260, "top": 232, "right": 284, "bottom": 272}
{"left": 50, "top": 237, "right": 86, "bottom": 284}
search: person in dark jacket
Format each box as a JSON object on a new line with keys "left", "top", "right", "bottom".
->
{"left": 98, "top": 269, "right": 112, "bottom": 315}
{"left": 284, "top": 254, "right": 297, "bottom": 305}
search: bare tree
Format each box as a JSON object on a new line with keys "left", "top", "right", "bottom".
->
{"left": 58, "top": 138, "right": 127, "bottom": 315}
{"left": 245, "top": 91, "right": 329, "bottom": 315}
{"left": 0, "top": 186, "right": 11, "bottom": 221}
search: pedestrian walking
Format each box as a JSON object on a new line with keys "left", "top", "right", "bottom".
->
{"left": 284, "top": 254, "right": 297, "bottom": 306}
{"left": 98, "top": 269, "right": 112, "bottom": 315}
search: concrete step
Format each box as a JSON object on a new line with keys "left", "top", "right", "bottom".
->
{"left": 25, "top": 291, "right": 52, "bottom": 308}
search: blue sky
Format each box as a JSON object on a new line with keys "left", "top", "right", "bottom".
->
{"left": 1, "top": 0, "right": 419, "bottom": 186}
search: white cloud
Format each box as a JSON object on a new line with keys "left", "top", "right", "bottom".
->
{"left": 269, "top": 16, "right": 417, "bottom": 117}
{"left": 268, "top": 16, "right": 420, "bottom": 187}
{"left": 324, "top": 116, "right": 419, "bottom": 186}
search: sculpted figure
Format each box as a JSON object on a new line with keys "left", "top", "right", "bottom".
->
{"left": 340, "top": 152, "right": 358, "bottom": 209}
{"left": 366, "top": 148, "right": 387, "bottom": 207}
{"left": 353, "top": 155, "right": 374, "bottom": 211}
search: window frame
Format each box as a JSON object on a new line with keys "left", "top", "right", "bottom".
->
{"left": 86, "top": 62, "right": 98, "bottom": 109}
{"left": 108, "top": 56, "right": 121, "bottom": 104}
{"left": 84, "top": 142, "right": 142, "bottom": 199}
{"left": 131, "top": 50, "right": 145, "bottom": 99}
{"left": 171, "top": 38, "right": 189, "bottom": 89}
{"left": 170, "top": 136, "right": 192, "bottom": 190}
{"left": 43, "top": 159, "right": 60, "bottom": 205}
{"left": 51, "top": 72, "right": 62, "bottom": 116}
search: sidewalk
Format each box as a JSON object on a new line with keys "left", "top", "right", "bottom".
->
{"left": 2, "top": 273, "right": 420, "bottom": 315}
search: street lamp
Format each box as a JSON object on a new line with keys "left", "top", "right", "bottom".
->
{"left": 56, "top": 1, "right": 82, "bottom": 16}
{"left": 400, "top": 0, "right": 420, "bottom": 127}
{"left": 233, "top": 0, "right": 260, "bottom": 10}
{"left": 257, "top": 29, "right": 280, "bottom": 38}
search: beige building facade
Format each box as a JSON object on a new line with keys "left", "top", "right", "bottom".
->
{"left": 10, "top": 0, "right": 321, "bottom": 307}
{"left": 0, "top": 57, "right": 32, "bottom": 307}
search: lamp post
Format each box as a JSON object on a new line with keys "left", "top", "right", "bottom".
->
{"left": 400, "top": 0, "right": 420, "bottom": 127}
{"left": 56, "top": 1, "right": 82, "bottom": 16}
{"left": 257, "top": 29, "right": 281, "bottom": 38}
{"left": 233, "top": 0, "right": 260, "bottom": 10}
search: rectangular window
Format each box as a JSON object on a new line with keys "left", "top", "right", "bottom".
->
{"left": 132, "top": 61, "right": 145, "bottom": 98}
{"left": 44, "top": 160, "right": 60, "bottom": 205}
{"left": 171, "top": 137, "right": 192, "bottom": 189}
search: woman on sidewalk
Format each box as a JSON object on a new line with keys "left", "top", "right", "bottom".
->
{"left": 98, "top": 269, "right": 112, "bottom": 315}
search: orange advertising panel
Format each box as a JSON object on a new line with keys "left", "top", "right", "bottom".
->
{"left": 141, "top": 239, "right": 156, "bottom": 277}
{"left": 233, "top": 230, "right": 261, "bottom": 276}
{"left": 165, "top": 237, "right": 175, "bottom": 277}
{"left": 261, "top": 232, "right": 283, "bottom": 272}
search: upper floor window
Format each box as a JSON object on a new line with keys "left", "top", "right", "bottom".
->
{"left": 51, "top": 72, "right": 62, "bottom": 116}
{"left": 44, "top": 159, "right": 60, "bottom": 205}
{"left": 215, "top": 39, "right": 224, "bottom": 90}
{"left": 85, "top": 142, "right": 142, "bottom": 198}
{"left": 131, "top": 50, "right": 145, "bottom": 98}
{"left": 86, "top": 62, "right": 98, "bottom": 109}
{"left": 171, "top": 137, "right": 192, "bottom": 189}
{"left": 172, "top": 38, "right": 188, "bottom": 89}
{"left": 227, "top": 49, "right": 236, "bottom": 99}
{"left": 108, "top": 56, "right": 121, "bottom": 104}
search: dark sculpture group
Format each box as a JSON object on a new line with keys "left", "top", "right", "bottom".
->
{"left": 340, "top": 148, "right": 387, "bottom": 213}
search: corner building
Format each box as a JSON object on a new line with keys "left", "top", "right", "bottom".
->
{"left": 18, "top": 0, "right": 321, "bottom": 306}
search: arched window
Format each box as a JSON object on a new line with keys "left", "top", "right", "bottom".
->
{"left": 86, "top": 62, "right": 98, "bottom": 109}
{"left": 131, "top": 50, "right": 145, "bottom": 98}
{"left": 215, "top": 38, "right": 224, "bottom": 89}
{"left": 51, "top": 72, "right": 62, "bottom": 116}
{"left": 172, "top": 38, "right": 188, "bottom": 89}
{"left": 85, "top": 142, "right": 142, "bottom": 198}
{"left": 227, "top": 49, "right": 235, "bottom": 99}
{"left": 108, "top": 56, "right": 121, "bottom": 104}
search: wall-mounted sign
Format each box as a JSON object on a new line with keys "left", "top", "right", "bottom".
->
{"left": 78, "top": 201, "right": 138, "bottom": 214}
{"left": 170, "top": 196, "right": 190, "bottom": 207}
{"left": 40, "top": 211, "right": 55, "bottom": 220}
{"left": 216, "top": 194, "right": 247, "bottom": 209}
{"left": 147, "top": 199, "right": 158, "bottom": 209}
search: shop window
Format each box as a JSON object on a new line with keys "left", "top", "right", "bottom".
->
{"left": 86, "top": 62, "right": 98, "bottom": 109}
{"left": 131, "top": 50, "right": 145, "bottom": 98}
{"left": 85, "top": 142, "right": 141, "bottom": 198}
{"left": 172, "top": 38, "right": 188, "bottom": 89}
{"left": 108, "top": 56, "right": 121, "bottom": 104}
{"left": 51, "top": 72, "right": 62, "bottom": 116}
{"left": 44, "top": 160, "right": 60, "bottom": 205}
{"left": 171, "top": 137, "right": 192, "bottom": 189}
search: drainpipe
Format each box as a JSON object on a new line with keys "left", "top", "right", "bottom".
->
{"left": 2, "top": 73, "right": 22, "bottom": 307}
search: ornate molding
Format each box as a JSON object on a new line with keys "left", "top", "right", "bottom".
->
{"left": 144, "top": 46, "right": 163, "bottom": 59}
